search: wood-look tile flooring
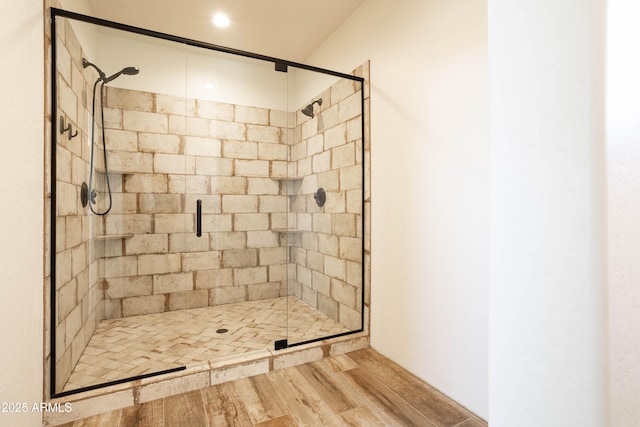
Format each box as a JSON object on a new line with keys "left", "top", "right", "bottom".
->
{"left": 60, "top": 349, "right": 487, "bottom": 427}
{"left": 64, "top": 297, "right": 350, "bottom": 391}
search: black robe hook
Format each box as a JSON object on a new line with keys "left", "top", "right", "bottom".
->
{"left": 59, "top": 116, "right": 78, "bottom": 140}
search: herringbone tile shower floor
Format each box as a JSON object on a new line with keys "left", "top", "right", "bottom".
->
{"left": 63, "top": 297, "right": 350, "bottom": 391}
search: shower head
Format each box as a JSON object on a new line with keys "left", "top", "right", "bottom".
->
{"left": 302, "top": 98, "right": 323, "bottom": 118}
{"left": 103, "top": 66, "right": 140, "bottom": 83}
{"left": 301, "top": 104, "right": 314, "bottom": 118}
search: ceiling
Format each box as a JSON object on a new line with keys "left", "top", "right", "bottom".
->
{"left": 61, "top": 0, "right": 364, "bottom": 62}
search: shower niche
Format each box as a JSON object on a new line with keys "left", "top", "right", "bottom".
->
{"left": 49, "top": 8, "right": 366, "bottom": 397}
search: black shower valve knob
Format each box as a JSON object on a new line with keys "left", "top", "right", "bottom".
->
{"left": 314, "top": 188, "right": 326, "bottom": 207}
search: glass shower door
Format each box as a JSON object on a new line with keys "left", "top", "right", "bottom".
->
{"left": 184, "top": 45, "right": 289, "bottom": 355}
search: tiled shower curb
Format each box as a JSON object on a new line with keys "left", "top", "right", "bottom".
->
{"left": 43, "top": 334, "right": 369, "bottom": 426}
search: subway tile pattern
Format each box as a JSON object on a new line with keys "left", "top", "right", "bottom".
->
{"left": 63, "top": 296, "right": 349, "bottom": 391}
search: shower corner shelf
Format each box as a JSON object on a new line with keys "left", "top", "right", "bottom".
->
{"left": 271, "top": 229, "right": 304, "bottom": 235}
{"left": 94, "top": 167, "right": 127, "bottom": 175}
{"left": 270, "top": 176, "right": 303, "bottom": 182}
{"left": 271, "top": 176, "right": 303, "bottom": 197}
{"left": 95, "top": 233, "right": 134, "bottom": 241}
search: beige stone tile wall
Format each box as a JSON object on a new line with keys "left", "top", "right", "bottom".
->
{"left": 53, "top": 18, "right": 105, "bottom": 392}
{"left": 288, "top": 69, "right": 367, "bottom": 331}
{"left": 100, "top": 88, "right": 293, "bottom": 319}
{"left": 98, "top": 69, "right": 368, "bottom": 332}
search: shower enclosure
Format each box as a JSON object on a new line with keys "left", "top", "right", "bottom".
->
{"left": 49, "top": 8, "right": 365, "bottom": 397}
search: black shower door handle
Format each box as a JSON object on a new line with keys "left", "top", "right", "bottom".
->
{"left": 196, "top": 199, "right": 202, "bottom": 237}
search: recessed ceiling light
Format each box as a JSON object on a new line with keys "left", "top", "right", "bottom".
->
{"left": 212, "top": 12, "right": 230, "bottom": 28}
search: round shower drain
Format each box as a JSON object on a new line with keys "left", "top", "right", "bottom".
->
{"left": 216, "top": 328, "right": 229, "bottom": 334}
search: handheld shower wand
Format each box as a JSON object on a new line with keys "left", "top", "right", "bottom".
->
{"left": 103, "top": 66, "right": 140, "bottom": 83}
{"left": 82, "top": 57, "right": 139, "bottom": 215}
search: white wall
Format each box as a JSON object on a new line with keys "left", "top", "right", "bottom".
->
{"left": 97, "top": 29, "right": 293, "bottom": 110}
{"left": 97, "top": 28, "right": 337, "bottom": 111}
{"left": 57, "top": 10, "right": 348, "bottom": 122}
{"left": 306, "top": 0, "right": 489, "bottom": 418}
{"left": 0, "top": 1, "right": 44, "bottom": 426}
{"left": 607, "top": 1, "right": 640, "bottom": 425}
{"left": 489, "top": 1, "right": 607, "bottom": 425}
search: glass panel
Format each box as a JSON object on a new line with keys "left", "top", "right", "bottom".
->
{"left": 53, "top": 15, "right": 189, "bottom": 394}
{"left": 183, "top": 45, "right": 288, "bottom": 358}
{"left": 285, "top": 67, "right": 364, "bottom": 345}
